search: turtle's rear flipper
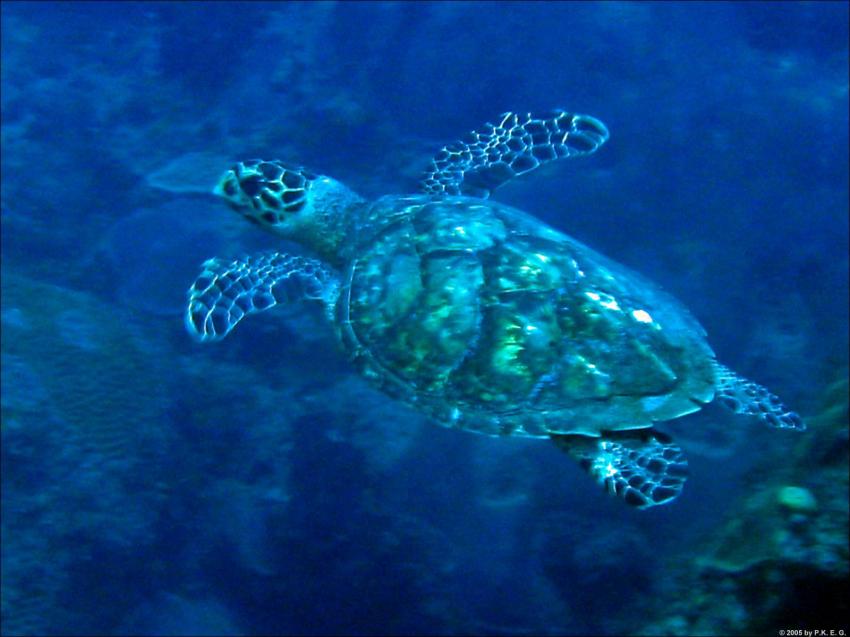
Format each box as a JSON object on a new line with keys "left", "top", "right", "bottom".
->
{"left": 713, "top": 362, "right": 805, "bottom": 430}
{"left": 551, "top": 430, "right": 688, "bottom": 508}
{"left": 185, "top": 252, "right": 338, "bottom": 342}
{"left": 420, "top": 110, "right": 609, "bottom": 198}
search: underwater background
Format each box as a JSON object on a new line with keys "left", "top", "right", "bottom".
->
{"left": 1, "top": 1, "right": 847, "bottom": 635}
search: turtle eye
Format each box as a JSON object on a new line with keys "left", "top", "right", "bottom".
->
{"left": 221, "top": 175, "right": 238, "bottom": 197}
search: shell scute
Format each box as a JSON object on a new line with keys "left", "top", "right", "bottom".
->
{"left": 348, "top": 211, "right": 486, "bottom": 393}
{"left": 342, "top": 197, "right": 716, "bottom": 436}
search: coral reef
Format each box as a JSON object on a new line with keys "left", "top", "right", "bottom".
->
{"left": 640, "top": 370, "right": 849, "bottom": 635}
{"left": 95, "top": 200, "right": 231, "bottom": 316}
{"left": 533, "top": 511, "right": 657, "bottom": 635}
{"left": 298, "top": 375, "right": 427, "bottom": 475}
{"left": 0, "top": 273, "right": 174, "bottom": 634}
{"left": 776, "top": 485, "right": 818, "bottom": 513}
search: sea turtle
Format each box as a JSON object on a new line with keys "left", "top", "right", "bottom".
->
{"left": 185, "top": 110, "right": 804, "bottom": 508}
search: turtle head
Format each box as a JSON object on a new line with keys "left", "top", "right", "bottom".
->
{"left": 214, "top": 159, "right": 365, "bottom": 263}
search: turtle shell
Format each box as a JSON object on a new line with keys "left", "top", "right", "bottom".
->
{"left": 336, "top": 195, "right": 716, "bottom": 437}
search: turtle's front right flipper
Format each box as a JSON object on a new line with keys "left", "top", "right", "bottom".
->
{"left": 186, "top": 252, "right": 339, "bottom": 342}
{"left": 420, "top": 110, "right": 609, "bottom": 198}
{"left": 552, "top": 429, "right": 688, "bottom": 508}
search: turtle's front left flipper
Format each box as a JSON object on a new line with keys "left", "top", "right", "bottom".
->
{"left": 186, "top": 252, "right": 339, "bottom": 342}
{"left": 552, "top": 430, "right": 688, "bottom": 508}
{"left": 420, "top": 110, "right": 609, "bottom": 198}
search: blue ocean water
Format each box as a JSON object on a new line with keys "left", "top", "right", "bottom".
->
{"left": 1, "top": 2, "right": 847, "bottom": 635}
